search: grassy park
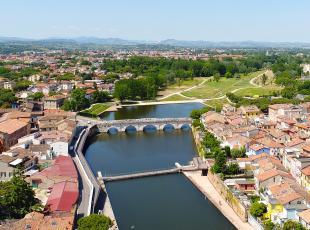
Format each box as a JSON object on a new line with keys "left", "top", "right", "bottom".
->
{"left": 79, "top": 103, "right": 111, "bottom": 117}
{"left": 181, "top": 71, "right": 265, "bottom": 99}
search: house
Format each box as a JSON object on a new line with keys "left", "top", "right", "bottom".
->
{"left": 38, "top": 111, "right": 74, "bottom": 132}
{"left": 268, "top": 104, "right": 303, "bottom": 122}
{"left": 239, "top": 105, "right": 260, "bottom": 118}
{"left": 301, "top": 165, "right": 310, "bottom": 192}
{"left": 44, "top": 95, "right": 66, "bottom": 109}
{"left": 0, "top": 148, "right": 37, "bottom": 181}
{"left": 3, "top": 81, "right": 16, "bottom": 90}
{"left": 248, "top": 144, "right": 270, "bottom": 155}
{"left": 262, "top": 182, "right": 307, "bottom": 224}
{"left": 0, "top": 211, "right": 75, "bottom": 230}
{"left": 0, "top": 119, "right": 30, "bottom": 150}
{"left": 85, "top": 88, "right": 96, "bottom": 100}
{"left": 268, "top": 129, "right": 290, "bottom": 143}
{"left": 58, "top": 81, "right": 74, "bottom": 92}
{"left": 255, "top": 168, "right": 293, "bottom": 189}
{"left": 298, "top": 209, "right": 310, "bottom": 229}
{"left": 234, "top": 179, "right": 256, "bottom": 193}
{"left": 28, "top": 74, "right": 42, "bottom": 82}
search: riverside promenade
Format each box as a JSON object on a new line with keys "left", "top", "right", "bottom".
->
{"left": 183, "top": 171, "right": 254, "bottom": 230}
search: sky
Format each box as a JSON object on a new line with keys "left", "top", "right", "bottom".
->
{"left": 1, "top": 0, "right": 310, "bottom": 42}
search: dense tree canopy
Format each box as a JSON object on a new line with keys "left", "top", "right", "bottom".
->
{"left": 114, "top": 78, "right": 157, "bottom": 101}
{"left": 0, "top": 89, "right": 17, "bottom": 108}
{"left": 77, "top": 214, "right": 112, "bottom": 230}
{"left": 250, "top": 202, "right": 267, "bottom": 218}
{"left": 0, "top": 173, "right": 39, "bottom": 219}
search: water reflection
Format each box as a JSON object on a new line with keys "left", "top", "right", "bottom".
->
{"left": 100, "top": 103, "right": 204, "bottom": 120}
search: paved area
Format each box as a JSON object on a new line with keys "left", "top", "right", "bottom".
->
{"left": 73, "top": 155, "right": 92, "bottom": 217}
{"left": 183, "top": 171, "right": 254, "bottom": 230}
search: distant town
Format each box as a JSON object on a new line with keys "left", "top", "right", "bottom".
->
{"left": 0, "top": 43, "right": 310, "bottom": 230}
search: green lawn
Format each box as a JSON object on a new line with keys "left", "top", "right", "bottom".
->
{"left": 159, "top": 94, "right": 192, "bottom": 102}
{"left": 181, "top": 71, "right": 266, "bottom": 99}
{"left": 168, "top": 77, "right": 207, "bottom": 89}
{"left": 234, "top": 86, "right": 282, "bottom": 97}
{"left": 79, "top": 103, "right": 111, "bottom": 117}
{"left": 204, "top": 98, "right": 230, "bottom": 110}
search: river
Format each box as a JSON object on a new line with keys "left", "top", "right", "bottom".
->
{"left": 84, "top": 103, "right": 235, "bottom": 229}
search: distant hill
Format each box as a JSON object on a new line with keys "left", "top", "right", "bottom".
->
{"left": 0, "top": 36, "right": 310, "bottom": 53}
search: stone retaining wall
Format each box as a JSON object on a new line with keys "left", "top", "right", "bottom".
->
{"left": 207, "top": 171, "right": 248, "bottom": 222}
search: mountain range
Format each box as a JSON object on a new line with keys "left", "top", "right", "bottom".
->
{"left": 0, "top": 36, "right": 310, "bottom": 49}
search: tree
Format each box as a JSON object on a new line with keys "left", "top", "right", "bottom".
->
{"left": 250, "top": 202, "right": 267, "bottom": 218}
{"left": 224, "top": 146, "right": 231, "bottom": 158}
{"left": 0, "top": 173, "right": 39, "bottom": 219}
{"left": 225, "top": 163, "right": 240, "bottom": 175}
{"left": 77, "top": 214, "right": 112, "bottom": 230}
{"left": 30, "top": 92, "right": 44, "bottom": 101}
{"left": 263, "top": 220, "right": 275, "bottom": 230}
{"left": 214, "top": 73, "right": 220, "bottom": 82}
{"left": 283, "top": 220, "right": 306, "bottom": 230}
{"left": 231, "top": 147, "right": 246, "bottom": 159}
{"left": 62, "top": 88, "right": 89, "bottom": 111}
{"left": 211, "top": 150, "right": 227, "bottom": 174}
{"left": 261, "top": 74, "right": 267, "bottom": 85}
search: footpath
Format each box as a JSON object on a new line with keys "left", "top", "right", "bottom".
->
{"left": 183, "top": 171, "right": 254, "bottom": 230}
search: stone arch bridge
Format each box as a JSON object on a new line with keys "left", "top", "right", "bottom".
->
{"left": 91, "top": 117, "right": 192, "bottom": 133}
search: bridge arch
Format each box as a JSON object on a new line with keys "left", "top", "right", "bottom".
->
{"left": 143, "top": 124, "right": 157, "bottom": 132}
{"left": 107, "top": 127, "right": 119, "bottom": 134}
{"left": 180, "top": 124, "right": 191, "bottom": 131}
{"left": 125, "top": 125, "right": 137, "bottom": 133}
{"left": 163, "top": 124, "right": 175, "bottom": 132}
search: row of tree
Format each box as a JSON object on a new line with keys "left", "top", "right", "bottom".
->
{"left": 62, "top": 88, "right": 111, "bottom": 111}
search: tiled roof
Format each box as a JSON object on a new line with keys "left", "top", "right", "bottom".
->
{"left": 298, "top": 209, "right": 310, "bottom": 224}
{"left": 0, "top": 119, "right": 28, "bottom": 134}
{"left": 46, "top": 181, "right": 78, "bottom": 212}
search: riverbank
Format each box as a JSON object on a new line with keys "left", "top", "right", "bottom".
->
{"left": 183, "top": 171, "right": 253, "bottom": 230}
{"left": 98, "top": 172, "right": 119, "bottom": 230}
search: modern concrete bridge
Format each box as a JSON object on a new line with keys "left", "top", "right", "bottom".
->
{"left": 91, "top": 117, "right": 192, "bottom": 133}
{"left": 100, "top": 157, "right": 208, "bottom": 182}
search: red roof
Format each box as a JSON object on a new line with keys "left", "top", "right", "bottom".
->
{"left": 46, "top": 181, "right": 78, "bottom": 212}
{"left": 40, "top": 156, "right": 78, "bottom": 179}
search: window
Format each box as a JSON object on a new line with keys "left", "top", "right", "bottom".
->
{"left": 297, "top": 201, "right": 302, "bottom": 204}
{"left": 0, "top": 172, "right": 6, "bottom": 178}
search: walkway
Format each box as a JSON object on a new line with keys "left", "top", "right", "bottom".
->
{"left": 158, "top": 78, "right": 208, "bottom": 100}
{"left": 103, "top": 168, "right": 181, "bottom": 182}
{"left": 183, "top": 171, "right": 253, "bottom": 230}
{"left": 103, "top": 157, "right": 208, "bottom": 182}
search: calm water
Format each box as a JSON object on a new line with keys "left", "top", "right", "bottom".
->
{"left": 107, "top": 174, "right": 235, "bottom": 230}
{"left": 100, "top": 102, "right": 204, "bottom": 120}
{"left": 85, "top": 103, "right": 234, "bottom": 229}
{"left": 85, "top": 130, "right": 197, "bottom": 175}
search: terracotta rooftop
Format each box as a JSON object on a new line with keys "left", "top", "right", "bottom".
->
{"left": 256, "top": 168, "right": 293, "bottom": 182}
{"left": 302, "top": 165, "right": 310, "bottom": 176}
{"left": 298, "top": 209, "right": 310, "bottom": 224}
{"left": 0, "top": 119, "right": 28, "bottom": 134}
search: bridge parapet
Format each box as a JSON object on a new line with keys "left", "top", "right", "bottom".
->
{"left": 92, "top": 117, "right": 192, "bottom": 133}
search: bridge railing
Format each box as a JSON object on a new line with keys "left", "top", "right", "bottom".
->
{"left": 100, "top": 166, "right": 180, "bottom": 178}
{"left": 98, "top": 117, "right": 192, "bottom": 124}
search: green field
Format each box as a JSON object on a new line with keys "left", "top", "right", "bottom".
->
{"left": 234, "top": 86, "right": 282, "bottom": 97}
{"left": 169, "top": 77, "right": 207, "bottom": 89}
{"left": 159, "top": 94, "right": 192, "bottom": 102}
{"left": 204, "top": 98, "right": 230, "bottom": 110}
{"left": 79, "top": 103, "right": 111, "bottom": 117}
{"left": 181, "top": 71, "right": 265, "bottom": 99}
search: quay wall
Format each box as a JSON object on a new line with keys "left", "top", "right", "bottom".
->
{"left": 207, "top": 171, "right": 248, "bottom": 222}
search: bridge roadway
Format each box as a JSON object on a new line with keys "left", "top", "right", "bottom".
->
{"left": 78, "top": 117, "right": 192, "bottom": 132}
{"left": 102, "top": 157, "right": 208, "bottom": 182}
